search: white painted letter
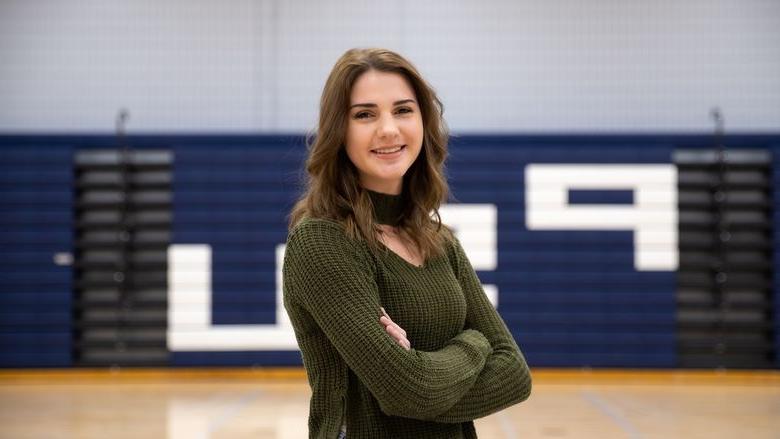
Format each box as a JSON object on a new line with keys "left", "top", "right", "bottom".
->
{"left": 525, "top": 164, "right": 678, "bottom": 271}
{"left": 167, "top": 244, "right": 298, "bottom": 351}
{"left": 440, "top": 204, "right": 499, "bottom": 306}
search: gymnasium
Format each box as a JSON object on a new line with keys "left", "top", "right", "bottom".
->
{"left": 1, "top": 1, "right": 778, "bottom": 438}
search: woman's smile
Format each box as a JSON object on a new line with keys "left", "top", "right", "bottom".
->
{"left": 372, "top": 144, "right": 406, "bottom": 158}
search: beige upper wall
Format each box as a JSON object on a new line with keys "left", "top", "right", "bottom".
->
{"left": 0, "top": 0, "right": 778, "bottom": 133}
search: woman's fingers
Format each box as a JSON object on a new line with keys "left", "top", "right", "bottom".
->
{"left": 379, "top": 311, "right": 410, "bottom": 351}
{"left": 380, "top": 309, "right": 408, "bottom": 343}
{"left": 379, "top": 310, "right": 407, "bottom": 337}
{"left": 379, "top": 307, "right": 412, "bottom": 350}
{"left": 382, "top": 318, "right": 406, "bottom": 341}
{"left": 379, "top": 316, "right": 407, "bottom": 338}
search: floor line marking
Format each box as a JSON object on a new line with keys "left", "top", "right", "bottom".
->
{"left": 207, "top": 390, "right": 263, "bottom": 435}
{"left": 497, "top": 410, "right": 519, "bottom": 439}
{"left": 581, "top": 390, "right": 643, "bottom": 439}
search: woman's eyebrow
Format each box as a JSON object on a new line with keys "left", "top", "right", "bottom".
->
{"left": 349, "top": 99, "right": 416, "bottom": 110}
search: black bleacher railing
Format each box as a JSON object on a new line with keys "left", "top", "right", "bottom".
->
{"left": 675, "top": 148, "right": 775, "bottom": 368}
{"left": 73, "top": 149, "right": 172, "bottom": 366}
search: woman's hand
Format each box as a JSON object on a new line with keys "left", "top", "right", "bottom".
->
{"left": 380, "top": 307, "right": 410, "bottom": 351}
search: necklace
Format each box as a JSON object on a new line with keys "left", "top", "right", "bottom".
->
{"left": 378, "top": 225, "right": 421, "bottom": 265}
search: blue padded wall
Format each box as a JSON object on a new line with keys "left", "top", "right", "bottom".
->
{"left": 447, "top": 137, "right": 677, "bottom": 367}
{"left": 774, "top": 148, "right": 780, "bottom": 367}
{"left": 0, "top": 142, "right": 74, "bottom": 367}
{"left": 170, "top": 136, "right": 305, "bottom": 366}
{"left": 0, "top": 134, "right": 777, "bottom": 368}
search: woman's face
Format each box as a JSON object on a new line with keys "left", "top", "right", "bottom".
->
{"left": 345, "top": 69, "right": 423, "bottom": 195}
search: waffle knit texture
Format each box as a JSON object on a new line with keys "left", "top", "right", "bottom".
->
{"left": 283, "top": 190, "right": 532, "bottom": 438}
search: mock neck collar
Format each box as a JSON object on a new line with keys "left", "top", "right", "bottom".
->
{"left": 366, "top": 189, "right": 404, "bottom": 226}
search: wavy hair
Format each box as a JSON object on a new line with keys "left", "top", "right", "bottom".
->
{"left": 288, "top": 48, "right": 452, "bottom": 260}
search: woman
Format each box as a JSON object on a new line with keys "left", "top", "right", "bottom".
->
{"left": 283, "top": 48, "right": 531, "bottom": 439}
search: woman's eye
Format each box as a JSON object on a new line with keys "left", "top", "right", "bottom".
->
{"left": 396, "top": 107, "right": 413, "bottom": 114}
{"left": 354, "top": 112, "right": 372, "bottom": 119}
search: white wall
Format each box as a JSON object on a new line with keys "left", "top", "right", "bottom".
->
{"left": 0, "top": 0, "right": 778, "bottom": 133}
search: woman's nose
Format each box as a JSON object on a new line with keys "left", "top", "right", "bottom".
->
{"left": 377, "top": 113, "right": 400, "bottom": 139}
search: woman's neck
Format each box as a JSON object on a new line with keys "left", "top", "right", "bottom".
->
{"left": 365, "top": 188, "right": 404, "bottom": 226}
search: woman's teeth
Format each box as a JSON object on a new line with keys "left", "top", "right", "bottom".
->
{"left": 373, "top": 145, "right": 404, "bottom": 154}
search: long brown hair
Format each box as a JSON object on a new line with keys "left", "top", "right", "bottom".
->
{"left": 289, "top": 48, "right": 452, "bottom": 260}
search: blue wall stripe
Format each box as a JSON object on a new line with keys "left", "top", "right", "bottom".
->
{"left": 1, "top": 134, "right": 778, "bottom": 368}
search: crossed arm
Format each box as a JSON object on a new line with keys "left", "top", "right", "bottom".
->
{"left": 284, "top": 219, "right": 530, "bottom": 422}
{"left": 379, "top": 237, "right": 532, "bottom": 422}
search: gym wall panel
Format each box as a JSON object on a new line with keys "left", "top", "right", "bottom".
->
{"left": 0, "top": 134, "right": 777, "bottom": 368}
{"left": 0, "top": 145, "right": 73, "bottom": 367}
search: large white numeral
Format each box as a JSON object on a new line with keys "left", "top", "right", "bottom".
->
{"left": 439, "top": 204, "right": 499, "bottom": 307}
{"left": 525, "top": 164, "right": 678, "bottom": 271}
{"left": 167, "top": 244, "right": 298, "bottom": 351}
{"left": 166, "top": 164, "right": 676, "bottom": 353}
{"left": 166, "top": 204, "right": 499, "bottom": 352}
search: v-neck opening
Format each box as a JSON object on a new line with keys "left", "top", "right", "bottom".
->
{"left": 379, "top": 242, "right": 426, "bottom": 270}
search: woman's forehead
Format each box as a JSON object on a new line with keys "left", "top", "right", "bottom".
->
{"left": 350, "top": 70, "right": 416, "bottom": 104}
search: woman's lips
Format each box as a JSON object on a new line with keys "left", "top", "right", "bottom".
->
{"left": 371, "top": 145, "right": 406, "bottom": 159}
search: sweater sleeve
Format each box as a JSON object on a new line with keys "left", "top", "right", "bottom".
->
{"left": 427, "top": 237, "right": 532, "bottom": 423}
{"left": 283, "top": 219, "right": 493, "bottom": 420}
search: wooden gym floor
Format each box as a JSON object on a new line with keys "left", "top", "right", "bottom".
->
{"left": 0, "top": 368, "right": 778, "bottom": 439}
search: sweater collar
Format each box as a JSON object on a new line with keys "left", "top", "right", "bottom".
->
{"left": 366, "top": 189, "right": 404, "bottom": 226}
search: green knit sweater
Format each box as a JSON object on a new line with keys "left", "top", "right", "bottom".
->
{"left": 283, "top": 190, "right": 531, "bottom": 438}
